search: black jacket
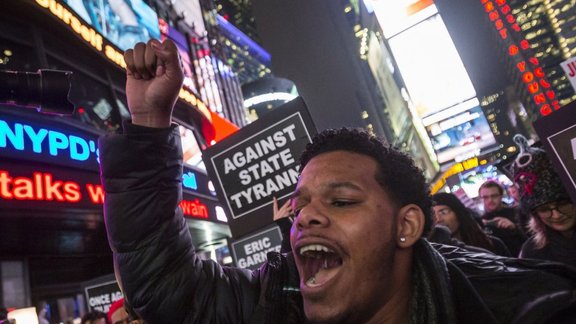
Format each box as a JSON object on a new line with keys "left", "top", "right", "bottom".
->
{"left": 99, "top": 124, "right": 576, "bottom": 324}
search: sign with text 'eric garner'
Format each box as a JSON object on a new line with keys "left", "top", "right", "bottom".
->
{"left": 203, "top": 97, "right": 316, "bottom": 238}
{"left": 533, "top": 102, "right": 576, "bottom": 204}
{"left": 230, "top": 225, "right": 283, "bottom": 270}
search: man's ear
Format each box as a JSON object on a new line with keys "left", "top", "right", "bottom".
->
{"left": 396, "top": 204, "right": 425, "bottom": 248}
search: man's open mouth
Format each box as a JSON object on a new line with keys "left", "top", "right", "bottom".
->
{"left": 298, "top": 244, "right": 344, "bottom": 287}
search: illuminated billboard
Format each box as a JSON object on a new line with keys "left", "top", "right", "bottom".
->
{"left": 422, "top": 98, "right": 497, "bottom": 164}
{"left": 63, "top": 0, "right": 160, "bottom": 51}
{"left": 388, "top": 14, "right": 476, "bottom": 118}
{"left": 368, "top": 0, "right": 437, "bottom": 38}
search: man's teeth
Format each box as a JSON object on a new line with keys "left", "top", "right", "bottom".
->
{"left": 299, "top": 244, "right": 334, "bottom": 255}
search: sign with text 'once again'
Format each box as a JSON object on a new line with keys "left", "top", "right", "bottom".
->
{"left": 203, "top": 98, "right": 316, "bottom": 238}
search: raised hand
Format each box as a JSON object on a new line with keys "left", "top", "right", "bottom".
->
{"left": 273, "top": 196, "right": 293, "bottom": 222}
{"left": 123, "top": 39, "right": 184, "bottom": 128}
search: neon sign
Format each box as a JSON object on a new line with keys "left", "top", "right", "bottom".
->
{"left": 0, "top": 118, "right": 101, "bottom": 170}
{"left": 481, "top": 0, "right": 560, "bottom": 117}
{"left": 180, "top": 199, "right": 209, "bottom": 219}
{"left": 0, "top": 167, "right": 103, "bottom": 208}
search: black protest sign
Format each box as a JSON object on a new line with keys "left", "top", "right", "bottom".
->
{"left": 230, "top": 225, "right": 283, "bottom": 270}
{"left": 203, "top": 97, "right": 316, "bottom": 238}
{"left": 533, "top": 102, "right": 576, "bottom": 203}
{"left": 83, "top": 275, "right": 123, "bottom": 313}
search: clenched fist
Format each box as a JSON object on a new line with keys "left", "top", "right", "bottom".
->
{"left": 123, "top": 38, "right": 184, "bottom": 128}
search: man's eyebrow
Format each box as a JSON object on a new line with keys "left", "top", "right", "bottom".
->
{"left": 326, "top": 181, "right": 363, "bottom": 191}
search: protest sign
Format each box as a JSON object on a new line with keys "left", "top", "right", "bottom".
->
{"left": 229, "top": 225, "right": 283, "bottom": 270}
{"left": 533, "top": 102, "right": 576, "bottom": 203}
{"left": 203, "top": 97, "right": 316, "bottom": 237}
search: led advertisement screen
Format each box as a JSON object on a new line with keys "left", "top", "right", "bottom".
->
{"left": 423, "top": 99, "right": 497, "bottom": 165}
{"left": 368, "top": 0, "right": 437, "bottom": 38}
{"left": 63, "top": 0, "right": 160, "bottom": 51}
{"left": 388, "top": 14, "right": 476, "bottom": 118}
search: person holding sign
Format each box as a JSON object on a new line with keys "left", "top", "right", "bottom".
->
{"left": 98, "top": 39, "right": 576, "bottom": 323}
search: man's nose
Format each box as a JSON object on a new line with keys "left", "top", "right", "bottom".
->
{"left": 295, "top": 203, "right": 330, "bottom": 230}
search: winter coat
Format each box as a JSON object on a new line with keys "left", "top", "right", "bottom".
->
{"left": 99, "top": 123, "right": 576, "bottom": 324}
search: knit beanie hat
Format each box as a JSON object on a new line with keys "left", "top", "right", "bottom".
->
{"left": 512, "top": 149, "right": 570, "bottom": 211}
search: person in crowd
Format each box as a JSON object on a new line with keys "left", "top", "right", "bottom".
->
{"left": 108, "top": 298, "right": 144, "bottom": 324}
{"left": 507, "top": 184, "right": 521, "bottom": 207}
{"left": 98, "top": 38, "right": 576, "bottom": 323}
{"left": 479, "top": 180, "right": 527, "bottom": 255}
{"left": 273, "top": 196, "right": 294, "bottom": 253}
{"left": 432, "top": 192, "right": 510, "bottom": 256}
{"left": 81, "top": 310, "right": 107, "bottom": 324}
{"left": 513, "top": 147, "right": 576, "bottom": 268}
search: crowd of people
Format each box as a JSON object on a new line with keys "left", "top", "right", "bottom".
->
{"left": 6, "top": 37, "right": 573, "bottom": 324}
{"left": 89, "top": 38, "right": 576, "bottom": 323}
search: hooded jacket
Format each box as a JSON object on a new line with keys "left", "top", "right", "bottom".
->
{"left": 99, "top": 123, "right": 576, "bottom": 324}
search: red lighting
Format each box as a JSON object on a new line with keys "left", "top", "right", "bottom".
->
{"left": 78, "top": 107, "right": 85, "bottom": 114}
{"left": 180, "top": 199, "right": 209, "bottom": 219}
{"left": 533, "top": 93, "right": 546, "bottom": 104}
{"left": 509, "top": 45, "right": 519, "bottom": 56}
{"left": 539, "top": 79, "right": 551, "bottom": 88}
{"left": 495, "top": 19, "right": 504, "bottom": 29}
{"left": 540, "top": 104, "right": 553, "bottom": 116}
{"left": 489, "top": 11, "right": 499, "bottom": 21}
{"left": 484, "top": 2, "right": 495, "bottom": 12}
{"left": 522, "top": 71, "right": 534, "bottom": 83}
{"left": 516, "top": 61, "right": 526, "bottom": 72}
{"left": 0, "top": 170, "right": 81, "bottom": 202}
{"left": 482, "top": 0, "right": 558, "bottom": 117}
{"left": 506, "top": 14, "right": 516, "bottom": 24}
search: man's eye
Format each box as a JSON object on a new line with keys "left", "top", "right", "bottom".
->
{"left": 332, "top": 200, "right": 356, "bottom": 207}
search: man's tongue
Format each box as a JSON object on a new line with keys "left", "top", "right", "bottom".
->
{"left": 304, "top": 255, "right": 342, "bottom": 287}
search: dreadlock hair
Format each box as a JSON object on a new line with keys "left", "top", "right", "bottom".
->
{"left": 299, "top": 128, "right": 433, "bottom": 235}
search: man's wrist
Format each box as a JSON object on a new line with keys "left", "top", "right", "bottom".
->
{"left": 131, "top": 113, "right": 172, "bottom": 128}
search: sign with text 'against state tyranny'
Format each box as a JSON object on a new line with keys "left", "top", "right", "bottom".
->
{"left": 533, "top": 101, "right": 576, "bottom": 204}
{"left": 203, "top": 97, "right": 316, "bottom": 238}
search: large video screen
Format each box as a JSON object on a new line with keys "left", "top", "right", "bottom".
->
{"left": 368, "top": 0, "right": 437, "bottom": 39}
{"left": 388, "top": 14, "right": 476, "bottom": 118}
{"left": 63, "top": 0, "right": 160, "bottom": 51}
{"left": 423, "top": 99, "right": 497, "bottom": 164}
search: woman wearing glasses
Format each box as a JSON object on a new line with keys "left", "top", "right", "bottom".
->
{"left": 519, "top": 200, "right": 576, "bottom": 268}
{"left": 513, "top": 147, "right": 576, "bottom": 268}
